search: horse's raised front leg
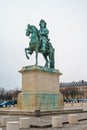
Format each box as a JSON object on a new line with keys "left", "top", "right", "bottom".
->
{"left": 25, "top": 48, "right": 30, "bottom": 59}
{"left": 25, "top": 47, "right": 33, "bottom": 59}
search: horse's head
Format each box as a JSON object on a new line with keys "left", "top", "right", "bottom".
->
{"left": 26, "top": 24, "right": 40, "bottom": 47}
{"left": 26, "top": 24, "right": 32, "bottom": 36}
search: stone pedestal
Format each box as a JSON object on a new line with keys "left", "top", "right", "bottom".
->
{"left": 6, "top": 121, "right": 19, "bottom": 130}
{"left": 1, "top": 116, "right": 11, "bottom": 126}
{"left": 68, "top": 114, "right": 78, "bottom": 124}
{"left": 17, "top": 65, "right": 63, "bottom": 111}
{"left": 19, "top": 117, "right": 30, "bottom": 128}
{"left": 52, "top": 116, "right": 62, "bottom": 128}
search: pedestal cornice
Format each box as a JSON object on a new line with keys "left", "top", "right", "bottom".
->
{"left": 19, "top": 65, "right": 62, "bottom": 76}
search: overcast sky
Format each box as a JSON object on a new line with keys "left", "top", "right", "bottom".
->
{"left": 0, "top": 0, "right": 87, "bottom": 90}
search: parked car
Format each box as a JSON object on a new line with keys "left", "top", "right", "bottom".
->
{"left": 64, "top": 98, "right": 78, "bottom": 103}
{"left": 65, "top": 99, "right": 72, "bottom": 103}
{"left": 0, "top": 100, "right": 15, "bottom": 107}
{"left": 71, "top": 98, "right": 78, "bottom": 103}
{"left": 0, "top": 101, "right": 4, "bottom": 104}
{"left": 79, "top": 98, "right": 87, "bottom": 102}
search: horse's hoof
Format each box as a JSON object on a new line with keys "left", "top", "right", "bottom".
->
{"left": 27, "top": 56, "right": 29, "bottom": 59}
{"left": 45, "top": 65, "right": 48, "bottom": 68}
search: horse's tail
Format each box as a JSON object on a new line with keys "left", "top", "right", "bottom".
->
{"left": 50, "top": 47, "right": 55, "bottom": 68}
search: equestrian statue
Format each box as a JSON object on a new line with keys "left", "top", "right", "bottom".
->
{"left": 25, "top": 19, "right": 55, "bottom": 68}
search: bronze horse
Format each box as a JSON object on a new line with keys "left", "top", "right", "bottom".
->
{"left": 25, "top": 24, "right": 55, "bottom": 68}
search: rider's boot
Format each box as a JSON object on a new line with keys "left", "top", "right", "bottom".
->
{"left": 41, "top": 42, "right": 46, "bottom": 53}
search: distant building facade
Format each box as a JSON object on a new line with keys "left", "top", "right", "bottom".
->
{"left": 60, "top": 80, "right": 87, "bottom": 100}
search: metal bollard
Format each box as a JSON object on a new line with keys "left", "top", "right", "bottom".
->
{"left": 34, "top": 109, "right": 41, "bottom": 117}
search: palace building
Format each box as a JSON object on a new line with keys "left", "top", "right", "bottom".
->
{"left": 60, "top": 80, "right": 87, "bottom": 100}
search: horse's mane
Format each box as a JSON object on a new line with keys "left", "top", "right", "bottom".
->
{"left": 31, "top": 25, "right": 38, "bottom": 32}
{"left": 31, "top": 25, "right": 39, "bottom": 38}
